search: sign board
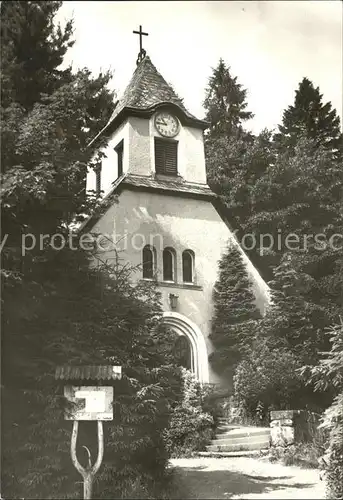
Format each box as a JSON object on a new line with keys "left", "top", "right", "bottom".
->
{"left": 64, "top": 386, "right": 114, "bottom": 421}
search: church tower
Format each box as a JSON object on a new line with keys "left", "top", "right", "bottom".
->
{"left": 87, "top": 54, "right": 210, "bottom": 196}
{"left": 85, "top": 33, "right": 269, "bottom": 387}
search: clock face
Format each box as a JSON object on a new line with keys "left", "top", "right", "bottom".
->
{"left": 154, "top": 112, "right": 180, "bottom": 138}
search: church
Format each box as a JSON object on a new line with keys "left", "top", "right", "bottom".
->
{"left": 84, "top": 29, "right": 269, "bottom": 387}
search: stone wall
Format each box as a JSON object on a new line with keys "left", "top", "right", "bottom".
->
{"left": 270, "top": 410, "right": 321, "bottom": 447}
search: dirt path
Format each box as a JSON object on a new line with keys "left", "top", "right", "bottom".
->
{"left": 170, "top": 456, "right": 326, "bottom": 499}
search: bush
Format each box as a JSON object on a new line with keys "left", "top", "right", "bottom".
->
{"left": 233, "top": 337, "right": 305, "bottom": 423}
{"left": 163, "top": 369, "right": 214, "bottom": 457}
{"left": 199, "top": 383, "right": 227, "bottom": 425}
{"left": 269, "top": 443, "right": 322, "bottom": 468}
{"left": 2, "top": 254, "right": 183, "bottom": 499}
{"left": 320, "top": 393, "right": 343, "bottom": 499}
{"left": 301, "top": 319, "right": 343, "bottom": 499}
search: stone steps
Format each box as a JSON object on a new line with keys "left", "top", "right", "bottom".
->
{"left": 212, "top": 433, "right": 270, "bottom": 446}
{"left": 207, "top": 438, "right": 270, "bottom": 453}
{"left": 214, "top": 427, "right": 270, "bottom": 439}
{"left": 216, "top": 424, "right": 242, "bottom": 433}
{"left": 205, "top": 419, "right": 270, "bottom": 453}
{"left": 198, "top": 450, "right": 263, "bottom": 458}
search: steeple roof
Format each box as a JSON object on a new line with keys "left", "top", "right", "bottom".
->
{"left": 89, "top": 55, "right": 208, "bottom": 147}
{"left": 110, "top": 55, "right": 198, "bottom": 121}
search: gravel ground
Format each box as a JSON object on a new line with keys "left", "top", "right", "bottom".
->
{"left": 169, "top": 456, "right": 326, "bottom": 499}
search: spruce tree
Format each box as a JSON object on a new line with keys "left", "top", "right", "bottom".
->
{"left": 1, "top": 1, "right": 74, "bottom": 110}
{"left": 246, "top": 136, "right": 343, "bottom": 321}
{"left": 260, "top": 253, "right": 327, "bottom": 362}
{"left": 209, "top": 243, "right": 261, "bottom": 376}
{"left": 1, "top": 3, "right": 181, "bottom": 498}
{"left": 203, "top": 60, "right": 271, "bottom": 271}
{"left": 205, "top": 129, "right": 274, "bottom": 240}
{"left": 274, "top": 77, "right": 343, "bottom": 159}
{"left": 203, "top": 59, "right": 254, "bottom": 138}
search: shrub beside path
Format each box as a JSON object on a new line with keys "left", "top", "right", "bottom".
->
{"left": 169, "top": 456, "right": 325, "bottom": 499}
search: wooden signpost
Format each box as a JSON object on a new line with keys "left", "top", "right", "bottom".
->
{"left": 55, "top": 365, "right": 122, "bottom": 500}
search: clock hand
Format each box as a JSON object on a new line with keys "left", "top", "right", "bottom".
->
{"left": 156, "top": 119, "right": 167, "bottom": 125}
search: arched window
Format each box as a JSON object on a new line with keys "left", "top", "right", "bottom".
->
{"left": 142, "top": 245, "right": 155, "bottom": 279}
{"left": 182, "top": 250, "right": 194, "bottom": 283}
{"left": 163, "top": 247, "right": 176, "bottom": 282}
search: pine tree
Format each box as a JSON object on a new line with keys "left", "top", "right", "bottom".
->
{"left": 209, "top": 243, "right": 261, "bottom": 376}
{"left": 274, "top": 77, "right": 343, "bottom": 159}
{"left": 205, "top": 128, "right": 274, "bottom": 238}
{"left": 203, "top": 59, "right": 254, "bottom": 138}
{"left": 0, "top": 0, "right": 74, "bottom": 110}
{"left": 260, "top": 253, "right": 327, "bottom": 362}
{"left": 203, "top": 61, "right": 271, "bottom": 269}
{"left": 245, "top": 136, "right": 343, "bottom": 321}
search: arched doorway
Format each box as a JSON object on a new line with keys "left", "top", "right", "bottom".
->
{"left": 163, "top": 312, "right": 209, "bottom": 383}
{"left": 173, "top": 335, "right": 192, "bottom": 371}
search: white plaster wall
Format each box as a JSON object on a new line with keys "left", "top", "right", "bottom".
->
{"left": 147, "top": 114, "right": 207, "bottom": 184}
{"left": 178, "top": 126, "right": 207, "bottom": 184}
{"left": 86, "top": 113, "right": 208, "bottom": 197}
{"left": 89, "top": 189, "right": 270, "bottom": 386}
{"left": 128, "top": 115, "right": 208, "bottom": 184}
{"left": 86, "top": 120, "right": 129, "bottom": 198}
{"left": 128, "top": 117, "right": 152, "bottom": 176}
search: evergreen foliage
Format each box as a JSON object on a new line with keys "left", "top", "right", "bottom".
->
{"left": 1, "top": 2, "right": 182, "bottom": 498}
{"left": 1, "top": 1, "right": 75, "bottom": 111}
{"left": 203, "top": 57, "right": 342, "bottom": 426}
{"left": 163, "top": 369, "right": 214, "bottom": 458}
{"left": 2, "top": 250, "right": 182, "bottom": 499}
{"left": 232, "top": 253, "right": 328, "bottom": 421}
{"left": 205, "top": 129, "right": 274, "bottom": 243}
{"left": 233, "top": 337, "right": 305, "bottom": 423}
{"left": 274, "top": 77, "right": 343, "bottom": 160}
{"left": 260, "top": 253, "right": 327, "bottom": 361}
{"left": 232, "top": 252, "right": 336, "bottom": 420}
{"left": 203, "top": 59, "right": 253, "bottom": 138}
{"left": 204, "top": 67, "right": 342, "bottom": 331}
{"left": 300, "top": 319, "right": 343, "bottom": 499}
{"left": 207, "top": 134, "right": 343, "bottom": 356}
{"left": 246, "top": 137, "right": 343, "bottom": 325}
{"left": 209, "top": 244, "right": 261, "bottom": 375}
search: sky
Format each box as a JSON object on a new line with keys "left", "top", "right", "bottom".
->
{"left": 56, "top": 1, "right": 342, "bottom": 135}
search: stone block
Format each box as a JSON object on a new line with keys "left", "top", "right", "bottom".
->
{"left": 270, "top": 418, "right": 295, "bottom": 446}
{"left": 269, "top": 409, "right": 318, "bottom": 447}
{"left": 270, "top": 424, "right": 295, "bottom": 447}
{"left": 270, "top": 410, "right": 301, "bottom": 421}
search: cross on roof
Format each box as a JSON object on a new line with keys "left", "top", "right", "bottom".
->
{"left": 133, "top": 25, "right": 149, "bottom": 55}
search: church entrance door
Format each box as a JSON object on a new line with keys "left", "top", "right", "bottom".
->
{"left": 163, "top": 312, "right": 209, "bottom": 383}
{"left": 173, "top": 334, "right": 192, "bottom": 371}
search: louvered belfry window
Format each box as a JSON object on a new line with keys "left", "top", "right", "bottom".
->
{"left": 154, "top": 138, "right": 178, "bottom": 176}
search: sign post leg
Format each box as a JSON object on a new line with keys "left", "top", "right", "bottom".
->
{"left": 83, "top": 474, "right": 93, "bottom": 500}
{"left": 70, "top": 420, "right": 104, "bottom": 500}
